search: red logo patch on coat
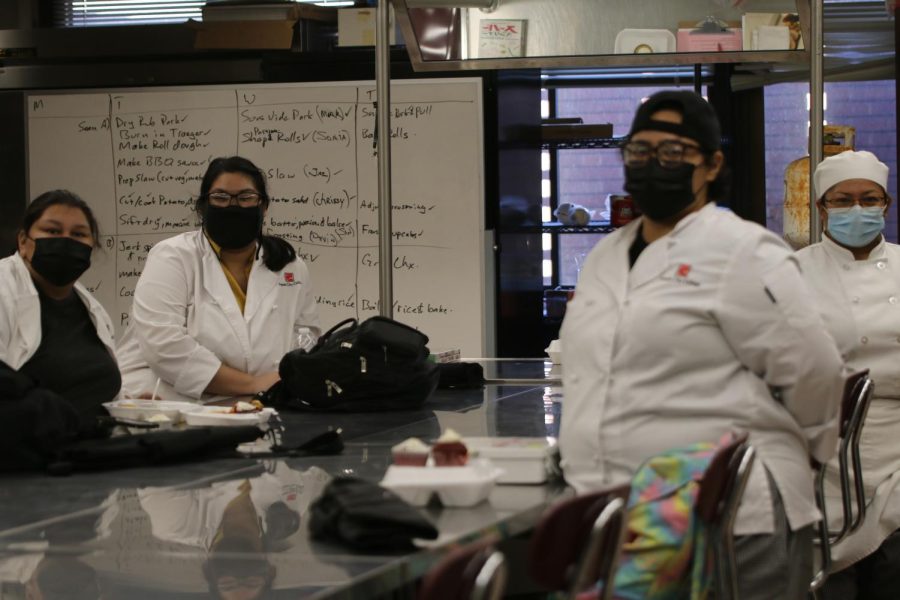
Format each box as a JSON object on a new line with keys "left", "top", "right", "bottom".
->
{"left": 284, "top": 272, "right": 294, "bottom": 283}
{"left": 676, "top": 264, "right": 691, "bottom": 278}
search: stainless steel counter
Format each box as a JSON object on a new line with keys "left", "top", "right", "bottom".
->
{"left": 0, "top": 374, "right": 565, "bottom": 599}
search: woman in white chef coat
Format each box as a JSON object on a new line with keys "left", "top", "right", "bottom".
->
{"left": 559, "top": 90, "right": 844, "bottom": 599}
{"left": 117, "top": 156, "right": 321, "bottom": 401}
{"left": 794, "top": 150, "right": 900, "bottom": 599}
{"left": 0, "top": 190, "right": 120, "bottom": 421}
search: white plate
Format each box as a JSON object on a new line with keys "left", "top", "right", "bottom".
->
{"left": 103, "top": 399, "right": 201, "bottom": 423}
{"left": 614, "top": 28, "right": 676, "bottom": 54}
{"left": 183, "top": 406, "right": 277, "bottom": 427}
{"left": 381, "top": 459, "right": 504, "bottom": 507}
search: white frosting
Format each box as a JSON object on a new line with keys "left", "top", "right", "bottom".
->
{"left": 392, "top": 437, "right": 430, "bottom": 454}
{"left": 437, "top": 428, "right": 463, "bottom": 444}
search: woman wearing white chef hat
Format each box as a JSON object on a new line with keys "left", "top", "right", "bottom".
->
{"left": 795, "top": 150, "right": 900, "bottom": 599}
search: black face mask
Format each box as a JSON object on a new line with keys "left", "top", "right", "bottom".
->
{"left": 624, "top": 161, "right": 697, "bottom": 222}
{"left": 203, "top": 205, "right": 262, "bottom": 250}
{"left": 29, "top": 237, "right": 93, "bottom": 287}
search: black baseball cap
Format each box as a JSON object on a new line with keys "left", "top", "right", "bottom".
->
{"left": 627, "top": 90, "right": 721, "bottom": 153}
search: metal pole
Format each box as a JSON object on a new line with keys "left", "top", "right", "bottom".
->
{"left": 809, "top": 0, "right": 824, "bottom": 244}
{"left": 376, "top": 0, "right": 393, "bottom": 317}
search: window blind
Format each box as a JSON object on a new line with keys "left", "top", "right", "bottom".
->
{"left": 52, "top": 0, "right": 356, "bottom": 27}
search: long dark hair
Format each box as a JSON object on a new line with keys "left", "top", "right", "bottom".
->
{"left": 21, "top": 190, "right": 102, "bottom": 248}
{"left": 196, "top": 156, "right": 296, "bottom": 272}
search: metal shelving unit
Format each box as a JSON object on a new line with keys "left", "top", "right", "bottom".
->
{"left": 393, "top": 0, "right": 812, "bottom": 74}
{"left": 541, "top": 137, "right": 624, "bottom": 151}
{"left": 517, "top": 221, "right": 618, "bottom": 234}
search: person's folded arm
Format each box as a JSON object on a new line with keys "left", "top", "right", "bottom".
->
{"left": 716, "top": 235, "right": 844, "bottom": 464}
{"left": 205, "top": 364, "right": 280, "bottom": 397}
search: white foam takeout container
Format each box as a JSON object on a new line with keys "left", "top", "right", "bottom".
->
{"left": 381, "top": 458, "right": 504, "bottom": 507}
{"left": 465, "top": 437, "right": 556, "bottom": 484}
{"left": 545, "top": 339, "right": 562, "bottom": 365}
{"left": 183, "top": 406, "right": 277, "bottom": 428}
{"left": 103, "top": 399, "right": 201, "bottom": 424}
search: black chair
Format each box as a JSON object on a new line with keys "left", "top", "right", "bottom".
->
{"left": 834, "top": 371, "right": 875, "bottom": 542}
{"left": 527, "top": 484, "right": 630, "bottom": 600}
{"left": 695, "top": 432, "right": 756, "bottom": 600}
{"left": 809, "top": 370, "right": 875, "bottom": 595}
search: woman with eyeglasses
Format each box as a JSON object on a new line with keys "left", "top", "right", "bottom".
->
{"left": 117, "top": 156, "right": 321, "bottom": 401}
{"left": 0, "top": 190, "right": 120, "bottom": 422}
{"left": 795, "top": 151, "right": 900, "bottom": 599}
{"left": 558, "top": 90, "right": 844, "bottom": 599}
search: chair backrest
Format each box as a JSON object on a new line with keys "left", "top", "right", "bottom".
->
{"left": 570, "top": 495, "right": 628, "bottom": 600}
{"left": 527, "top": 484, "right": 631, "bottom": 594}
{"left": 848, "top": 376, "right": 874, "bottom": 533}
{"left": 840, "top": 369, "right": 870, "bottom": 437}
{"left": 418, "top": 538, "right": 498, "bottom": 600}
{"left": 830, "top": 370, "right": 874, "bottom": 544}
{"left": 810, "top": 462, "right": 833, "bottom": 595}
{"left": 472, "top": 550, "right": 507, "bottom": 600}
{"left": 695, "top": 433, "right": 756, "bottom": 600}
{"left": 695, "top": 432, "right": 750, "bottom": 525}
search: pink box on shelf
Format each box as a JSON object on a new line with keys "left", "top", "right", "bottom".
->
{"left": 676, "top": 28, "right": 742, "bottom": 52}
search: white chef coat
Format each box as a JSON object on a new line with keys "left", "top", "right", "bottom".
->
{"left": 0, "top": 252, "right": 117, "bottom": 369}
{"left": 560, "top": 202, "right": 844, "bottom": 536}
{"left": 796, "top": 235, "right": 900, "bottom": 568}
{"left": 116, "top": 230, "right": 321, "bottom": 400}
{"left": 136, "top": 465, "right": 330, "bottom": 550}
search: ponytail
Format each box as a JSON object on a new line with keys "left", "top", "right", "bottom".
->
{"left": 258, "top": 234, "right": 296, "bottom": 271}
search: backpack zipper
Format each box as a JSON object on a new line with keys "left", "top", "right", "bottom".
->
{"left": 325, "top": 380, "right": 343, "bottom": 397}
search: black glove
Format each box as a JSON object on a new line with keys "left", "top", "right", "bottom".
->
{"left": 309, "top": 477, "right": 438, "bottom": 551}
{"left": 0, "top": 361, "right": 81, "bottom": 471}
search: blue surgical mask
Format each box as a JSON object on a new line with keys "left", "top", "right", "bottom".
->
{"left": 827, "top": 205, "right": 885, "bottom": 248}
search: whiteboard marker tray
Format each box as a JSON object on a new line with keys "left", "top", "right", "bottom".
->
{"left": 381, "top": 459, "right": 503, "bottom": 507}
{"left": 183, "top": 406, "right": 277, "bottom": 427}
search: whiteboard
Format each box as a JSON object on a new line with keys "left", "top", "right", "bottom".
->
{"left": 26, "top": 78, "right": 488, "bottom": 356}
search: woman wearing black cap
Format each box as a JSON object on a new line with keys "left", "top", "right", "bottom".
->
{"left": 558, "top": 90, "right": 844, "bottom": 598}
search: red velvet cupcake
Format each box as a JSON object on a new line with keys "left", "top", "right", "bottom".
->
{"left": 391, "top": 437, "right": 431, "bottom": 466}
{"left": 432, "top": 429, "right": 469, "bottom": 466}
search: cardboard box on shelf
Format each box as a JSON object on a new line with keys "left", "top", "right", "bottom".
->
{"left": 191, "top": 19, "right": 296, "bottom": 49}
{"left": 191, "top": 14, "right": 336, "bottom": 51}
{"left": 741, "top": 13, "right": 804, "bottom": 51}
{"left": 337, "top": 7, "right": 399, "bottom": 47}
{"left": 676, "top": 28, "right": 742, "bottom": 52}
{"left": 201, "top": 2, "right": 336, "bottom": 22}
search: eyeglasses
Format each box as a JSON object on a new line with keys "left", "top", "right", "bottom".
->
{"left": 621, "top": 139, "right": 703, "bottom": 169}
{"left": 822, "top": 195, "right": 888, "bottom": 209}
{"left": 207, "top": 191, "right": 262, "bottom": 208}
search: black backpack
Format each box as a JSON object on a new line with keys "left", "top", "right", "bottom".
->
{"left": 268, "top": 316, "right": 440, "bottom": 412}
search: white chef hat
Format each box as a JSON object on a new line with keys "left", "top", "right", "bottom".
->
{"left": 813, "top": 150, "right": 890, "bottom": 200}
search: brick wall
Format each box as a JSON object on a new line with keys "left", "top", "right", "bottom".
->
{"left": 547, "top": 81, "right": 898, "bottom": 287}
{"left": 764, "top": 80, "right": 898, "bottom": 242}
{"left": 553, "top": 85, "right": 678, "bottom": 284}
